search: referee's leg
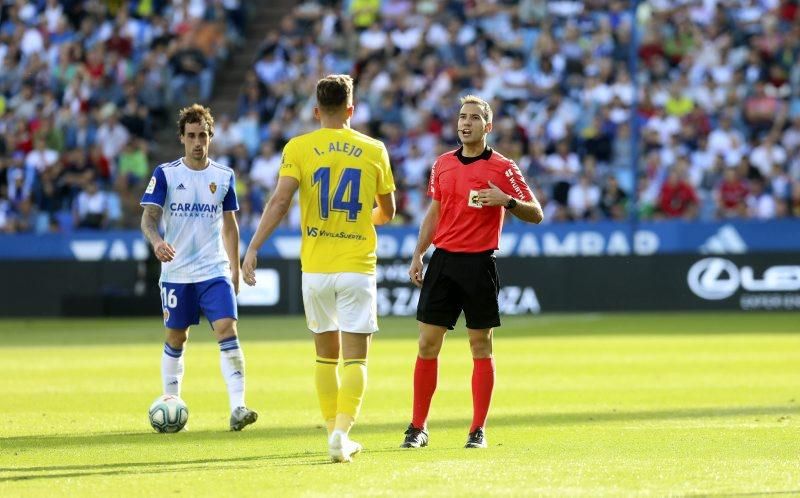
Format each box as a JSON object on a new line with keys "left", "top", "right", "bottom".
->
{"left": 467, "top": 327, "right": 494, "bottom": 437}
{"left": 413, "top": 322, "right": 446, "bottom": 427}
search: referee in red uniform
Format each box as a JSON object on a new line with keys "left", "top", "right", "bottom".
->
{"left": 401, "top": 95, "right": 543, "bottom": 449}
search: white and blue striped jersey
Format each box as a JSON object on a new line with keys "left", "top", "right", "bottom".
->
{"left": 140, "top": 158, "right": 239, "bottom": 283}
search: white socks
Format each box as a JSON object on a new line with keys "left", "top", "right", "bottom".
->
{"left": 218, "top": 336, "right": 246, "bottom": 412}
{"left": 162, "top": 338, "right": 246, "bottom": 413}
{"left": 162, "top": 343, "right": 185, "bottom": 396}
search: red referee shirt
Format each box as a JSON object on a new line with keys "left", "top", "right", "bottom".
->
{"left": 428, "top": 147, "right": 534, "bottom": 253}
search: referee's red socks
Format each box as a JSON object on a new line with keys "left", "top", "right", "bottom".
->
{"left": 411, "top": 356, "right": 438, "bottom": 428}
{"left": 471, "top": 357, "right": 495, "bottom": 432}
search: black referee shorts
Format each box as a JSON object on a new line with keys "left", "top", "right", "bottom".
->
{"left": 416, "top": 248, "right": 501, "bottom": 330}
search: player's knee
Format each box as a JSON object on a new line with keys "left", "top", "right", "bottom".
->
{"left": 212, "top": 319, "right": 237, "bottom": 341}
{"left": 166, "top": 330, "right": 188, "bottom": 349}
{"left": 468, "top": 335, "right": 492, "bottom": 357}
{"left": 418, "top": 336, "right": 441, "bottom": 358}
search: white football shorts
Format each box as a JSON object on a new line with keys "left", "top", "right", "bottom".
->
{"left": 301, "top": 272, "right": 378, "bottom": 334}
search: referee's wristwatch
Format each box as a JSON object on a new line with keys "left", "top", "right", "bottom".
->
{"left": 504, "top": 197, "right": 517, "bottom": 210}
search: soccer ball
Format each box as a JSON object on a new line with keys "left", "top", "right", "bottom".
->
{"left": 148, "top": 394, "right": 189, "bottom": 433}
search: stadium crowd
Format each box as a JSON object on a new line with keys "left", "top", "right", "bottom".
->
{"left": 2, "top": 0, "right": 800, "bottom": 233}
{"left": 226, "top": 0, "right": 800, "bottom": 229}
{"left": 0, "top": 0, "right": 244, "bottom": 232}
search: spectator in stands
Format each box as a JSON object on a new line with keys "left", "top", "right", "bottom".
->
{"left": 789, "top": 180, "right": 800, "bottom": 217}
{"left": 567, "top": 172, "right": 601, "bottom": 221}
{"left": 747, "top": 177, "right": 777, "bottom": 220}
{"left": 715, "top": 167, "right": 749, "bottom": 219}
{"left": 95, "top": 111, "right": 130, "bottom": 167}
{"left": 749, "top": 132, "right": 787, "bottom": 179}
{"left": 544, "top": 140, "right": 580, "bottom": 207}
{"left": 25, "top": 138, "right": 59, "bottom": 174}
{"left": 249, "top": 141, "right": 281, "bottom": 194}
{"left": 73, "top": 176, "right": 108, "bottom": 229}
{"left": 12, "top": 197, "right": 37, "bottom": 233}
{"left": 64, "top": 113, "right": 97, "bottom": 150}
{"left": 116, "top": 139, "right": 149, "bottom": 189}
{"left": 658, "top": 167, "right": 699, "bottom": 220}
{"left": 212, "top": 114, "right": 242, "bottom": 157}
{"left": 599, "top": 175, "right": 628, "bottom": 221}
{"left": 8, "top": 83, "right": 39, "bottom": 122}
{"left": 349, "top": 0, "right": 382, "bottom": 30}
{"left": 168, "top": 34, "right": 214, "bottom": 105}
{"left": 0, "top": 188, "right": 11, "bottom": 233}
{"left": 7, "top": 163, "right": 32, "bottom": 208}
{"left": 86, "top": 144, "right": 112, "bottom": 183}
{"left": 58, "top": 148, "right": 93, "bottom": 203}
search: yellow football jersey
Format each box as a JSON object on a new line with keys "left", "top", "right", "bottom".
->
{"left": 279, "top": 127, "right": 395, "bottom": 274}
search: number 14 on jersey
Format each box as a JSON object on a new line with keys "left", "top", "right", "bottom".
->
{"left": 312, "top": 167, "right": 363, "bottom": 221}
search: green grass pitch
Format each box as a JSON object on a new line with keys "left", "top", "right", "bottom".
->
{"left": 1, "top": 313, "right": 799, "bottom": 497}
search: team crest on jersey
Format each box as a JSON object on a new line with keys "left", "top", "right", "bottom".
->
{"left": 163, "top": 308, "right": 170, "bottom": 323}
{"left": 209, "top": 182, "right": 217, "bottom": 194}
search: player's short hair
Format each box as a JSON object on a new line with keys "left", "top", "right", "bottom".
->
{"left": 459, "top": 95, "right": 493, "bottom": 124}
{"left": 177, "top": 104, "right": 215, "bottom": 137}
{"left": 316, "top": 74, "right": 353, "bottom": 113}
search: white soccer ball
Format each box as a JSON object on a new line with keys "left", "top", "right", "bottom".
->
{"left": 148, "top": 394, "right": 189, "bottom": 433}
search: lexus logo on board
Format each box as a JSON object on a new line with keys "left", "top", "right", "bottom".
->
{"left": 688, "top": 258, "right": 800, "bottom": 300}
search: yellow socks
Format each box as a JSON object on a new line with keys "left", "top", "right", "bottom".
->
{"left": 315, "top": 356, "right": 339, "bottom": 434}
{"left": 335, "top": 359, "right": 367, "bottom": 432}
{"left": 316, "top": 357, "right": 368, "bottom": 435}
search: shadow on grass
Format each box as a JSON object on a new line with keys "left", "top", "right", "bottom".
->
{"left": 2, "top": 403, "right": 797, "bottom": 476}
{"left": 0, "top": 445, "right": 455, "bottom": 482}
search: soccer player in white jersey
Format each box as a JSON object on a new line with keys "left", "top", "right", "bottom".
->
{"left": 140, "top": 104, "right": 257, "bottom": 431}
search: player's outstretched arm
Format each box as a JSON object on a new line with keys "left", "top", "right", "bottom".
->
{"left": 372, "top": 192, "right": 396, "bottom": 225}
{"left": 141, "top": 205, "right": 175, "bottom": 262}
{"left": 242, "top": 176, "right": 300, "bottom": 286}
{"left": 409, "top": 200, "right": 440, "bottom": 288}
{"left": 222, "top": 211, "right": 241, "bottom": 295}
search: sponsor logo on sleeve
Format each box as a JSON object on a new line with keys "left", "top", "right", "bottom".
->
{"left": 505, "top": 166, "right": 526, "bottom": 200}
{"left": 146, "top": 176, "right": 156, "bottom": 194}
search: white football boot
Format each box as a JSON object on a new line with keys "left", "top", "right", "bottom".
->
{"left": 328, "top": 431, "right": 363, "bottom": 463}
{"left": 229, "top": 406, "right": 258, "bottom": 431}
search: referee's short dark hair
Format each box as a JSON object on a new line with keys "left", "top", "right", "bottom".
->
{"left": 316, "top": 74, "right": 354, "bottom": 114}
{"left": 460, "top": 95, "right": 493, "bottom": 124}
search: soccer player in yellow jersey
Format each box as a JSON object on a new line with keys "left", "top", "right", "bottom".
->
{"left": 242, "top": 74, "right": 396, "bottom": 462}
